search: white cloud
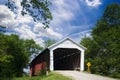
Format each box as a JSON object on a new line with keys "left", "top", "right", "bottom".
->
{"left": 50, "top": 0, "right": 79, "bottom": 27}
{"left": 34, "top": 23, "right": 62, "bottom": 40}
{"left": 33, "top": 23, "right": 44, "bottom": 32}
{"left": 0, "top": 0, "right": 96, "bottom": 47}
{"left": 85, "top": 0, "right": 102, "bottom": 7}
{"left": 69, "top": 29, "right": 92, "bottom": 43}
{"left": 34, "top": 38, "right": 44, "bottom": 47}
{"left": 14, "top": 25, "right": 36, "bottom": 39}
{"left": 46, "top": 28, "right": 62, "bottom": 39}
{"left": 0, "top": 5, "right": 17, "bottom": 28}
{"left": 0, "top": 0, "right": 63, "bottom": 47}
{"left": 16, "top": 15, "right": 33, "bottom": 24}
{"left": 0, "top": 4, "right": 33, "bottom": 28}
{"left": 14, "top": 24, "right": 45, "bottom": 47}
{"left": 12, "top": 0, "right": 23, "bottom": 14}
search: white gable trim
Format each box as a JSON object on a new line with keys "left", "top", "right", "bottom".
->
{"left": 48, "top": 38, "right": 87, "bottom": 51}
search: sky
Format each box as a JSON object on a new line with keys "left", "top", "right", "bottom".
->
{"left": 0, "top": 0, "right": 119, "bottom": 47}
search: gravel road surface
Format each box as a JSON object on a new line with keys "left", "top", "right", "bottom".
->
{"left": 56, "top": 71, "right": 117, "bottom": 80}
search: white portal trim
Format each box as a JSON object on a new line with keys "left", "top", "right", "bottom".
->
{"left": 49, "top": 38, "right": 86, "bottom": 71}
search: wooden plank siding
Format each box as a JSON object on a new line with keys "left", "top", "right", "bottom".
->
{"left": 30, "top": 49, "right": 50, "bottom": 76}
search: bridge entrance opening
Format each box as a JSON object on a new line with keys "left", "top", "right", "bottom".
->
{"left": 53, "top": 48, "right": 81, "bottom": 70}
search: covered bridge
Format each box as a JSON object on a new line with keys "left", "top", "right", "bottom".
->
{"left": 30, "top": 38, "right": 86, "bottom": 76}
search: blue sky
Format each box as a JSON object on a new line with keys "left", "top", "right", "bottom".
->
{"left": 0, "top": 0, "right": 119, "bottom": 47}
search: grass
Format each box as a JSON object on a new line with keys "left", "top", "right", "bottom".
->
{"left": 14, "top": 72, "right": 72, "bottom": 80}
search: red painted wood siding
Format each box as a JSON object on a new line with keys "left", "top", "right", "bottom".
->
{"left": 30, "top": 55, "right": 46, "bottom": 76}
{"left": 30, "top": 49, "right": 49, "bottom": 76}
{"left": 34, "top": 61, "right": 46, "bottom": 75}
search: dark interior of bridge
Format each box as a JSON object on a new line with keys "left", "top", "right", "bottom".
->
{"left": 53, "top": 48, "right": 80, "bottom": 70}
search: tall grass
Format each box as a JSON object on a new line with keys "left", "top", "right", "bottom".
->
{"left": 14, "top": 72, "right": 72, "bottom": 80}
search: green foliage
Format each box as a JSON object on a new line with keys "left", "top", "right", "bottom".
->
{"left": 36, "top": 68, "right": 47, "bottom": 76}
{"left": 80, "top": 3, "right": 120, "bottom": 78}
{"left": 14, "top": 72, "right": 72, "bottom": 80}
{"left": 101, "top": 3, "right": 120, "bottom": 26}
{"left": 0, "top": 34, "right": 29, "bottom": 78}
{"left": 80, "top": 37, "right": 99, "bottom": 70}
{"left": 0, "top": 55, "right": 14, "bottom": 80}
{"left": 0, "top": 25, "right": 6, "bottom": 33}
{"left": 23, "top": 39, "right": 43, "bottom": 56}
{"left": 44, "top": 39, "right": 56, "bottom": 48}
{"left": 0, "top": 34, "right": 43, "bottom": 79}
{"left": 6, "top": 0, "right": 52, "bottom": 28}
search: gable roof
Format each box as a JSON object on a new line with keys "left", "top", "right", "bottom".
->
{"left": 30, "top": 37, "right": 87, "bottom": 64}
{"left": 30, "top": 48, "right": 49, "bottom": 65}
{"left": 48, "top": 37, "right": 87, "bottom": 50}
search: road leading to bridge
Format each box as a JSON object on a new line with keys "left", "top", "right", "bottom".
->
{"left": 56, "top": 71, "right": 117, "bottom": 80}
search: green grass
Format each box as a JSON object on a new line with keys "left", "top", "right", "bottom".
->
{"left": 14, "top": 72, "right": 72, "bottom": 80}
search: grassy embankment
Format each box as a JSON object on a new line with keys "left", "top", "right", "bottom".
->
{"left": 14, "top": 72, "right": 72, "bottom": 80}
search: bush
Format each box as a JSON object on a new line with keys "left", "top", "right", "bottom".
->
{"left": 35, "top": 68, "right": 47, "bottom": 76}
{"left": 110, "top": 72, "right": 120, "bottom": 78}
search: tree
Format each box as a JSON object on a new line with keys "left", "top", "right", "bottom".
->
{"left": 6, "top": 0, "right": 52, "bottom": 28}
{"left": 0, "top": 25, "right": 6, "bottom": 33}
{"left": 80, "top": 37, "right": 98, "bottom": 58}
{"left": 24, "top": 39, "right": 43, "bottom": 56}
{"left": 44, "top": 39, "right": 56, "bottom": 48}
{"left": 0, "top": 34, "right": 43, "bottom": 79}
{"left": 0, "top": 54, "right": 13, "bottom": 80}
{"left": 80, "top": 4, "right": 120, "bottom": 78}
{"left": 0, "top": 34, "right": 29, "bottom": 77}
{"left": 80, "top": 37, "right": 101, "bottom": 72}
{"left": 92, "top": 4, "right": 120, "bottom": 76}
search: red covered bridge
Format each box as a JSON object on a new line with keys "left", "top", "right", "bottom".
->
{"left": 30, "top": 38, "right": 86, "bottom": 76}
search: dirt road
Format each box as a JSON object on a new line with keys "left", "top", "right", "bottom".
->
{"left": 56, "top": 71, "right": 117, "bottom": 80}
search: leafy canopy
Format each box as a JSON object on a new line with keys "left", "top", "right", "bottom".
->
{"left": 80, "top": 3, "right": 120, "bottom": 78}
{"left": 44, "top": 39, "right": 56, "bottom": 48}
{"left": 0, "top": 34, "right": 43, "bottom": 79}
{"left": 6, "top": 0, "right": 52, "bottom": 28}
